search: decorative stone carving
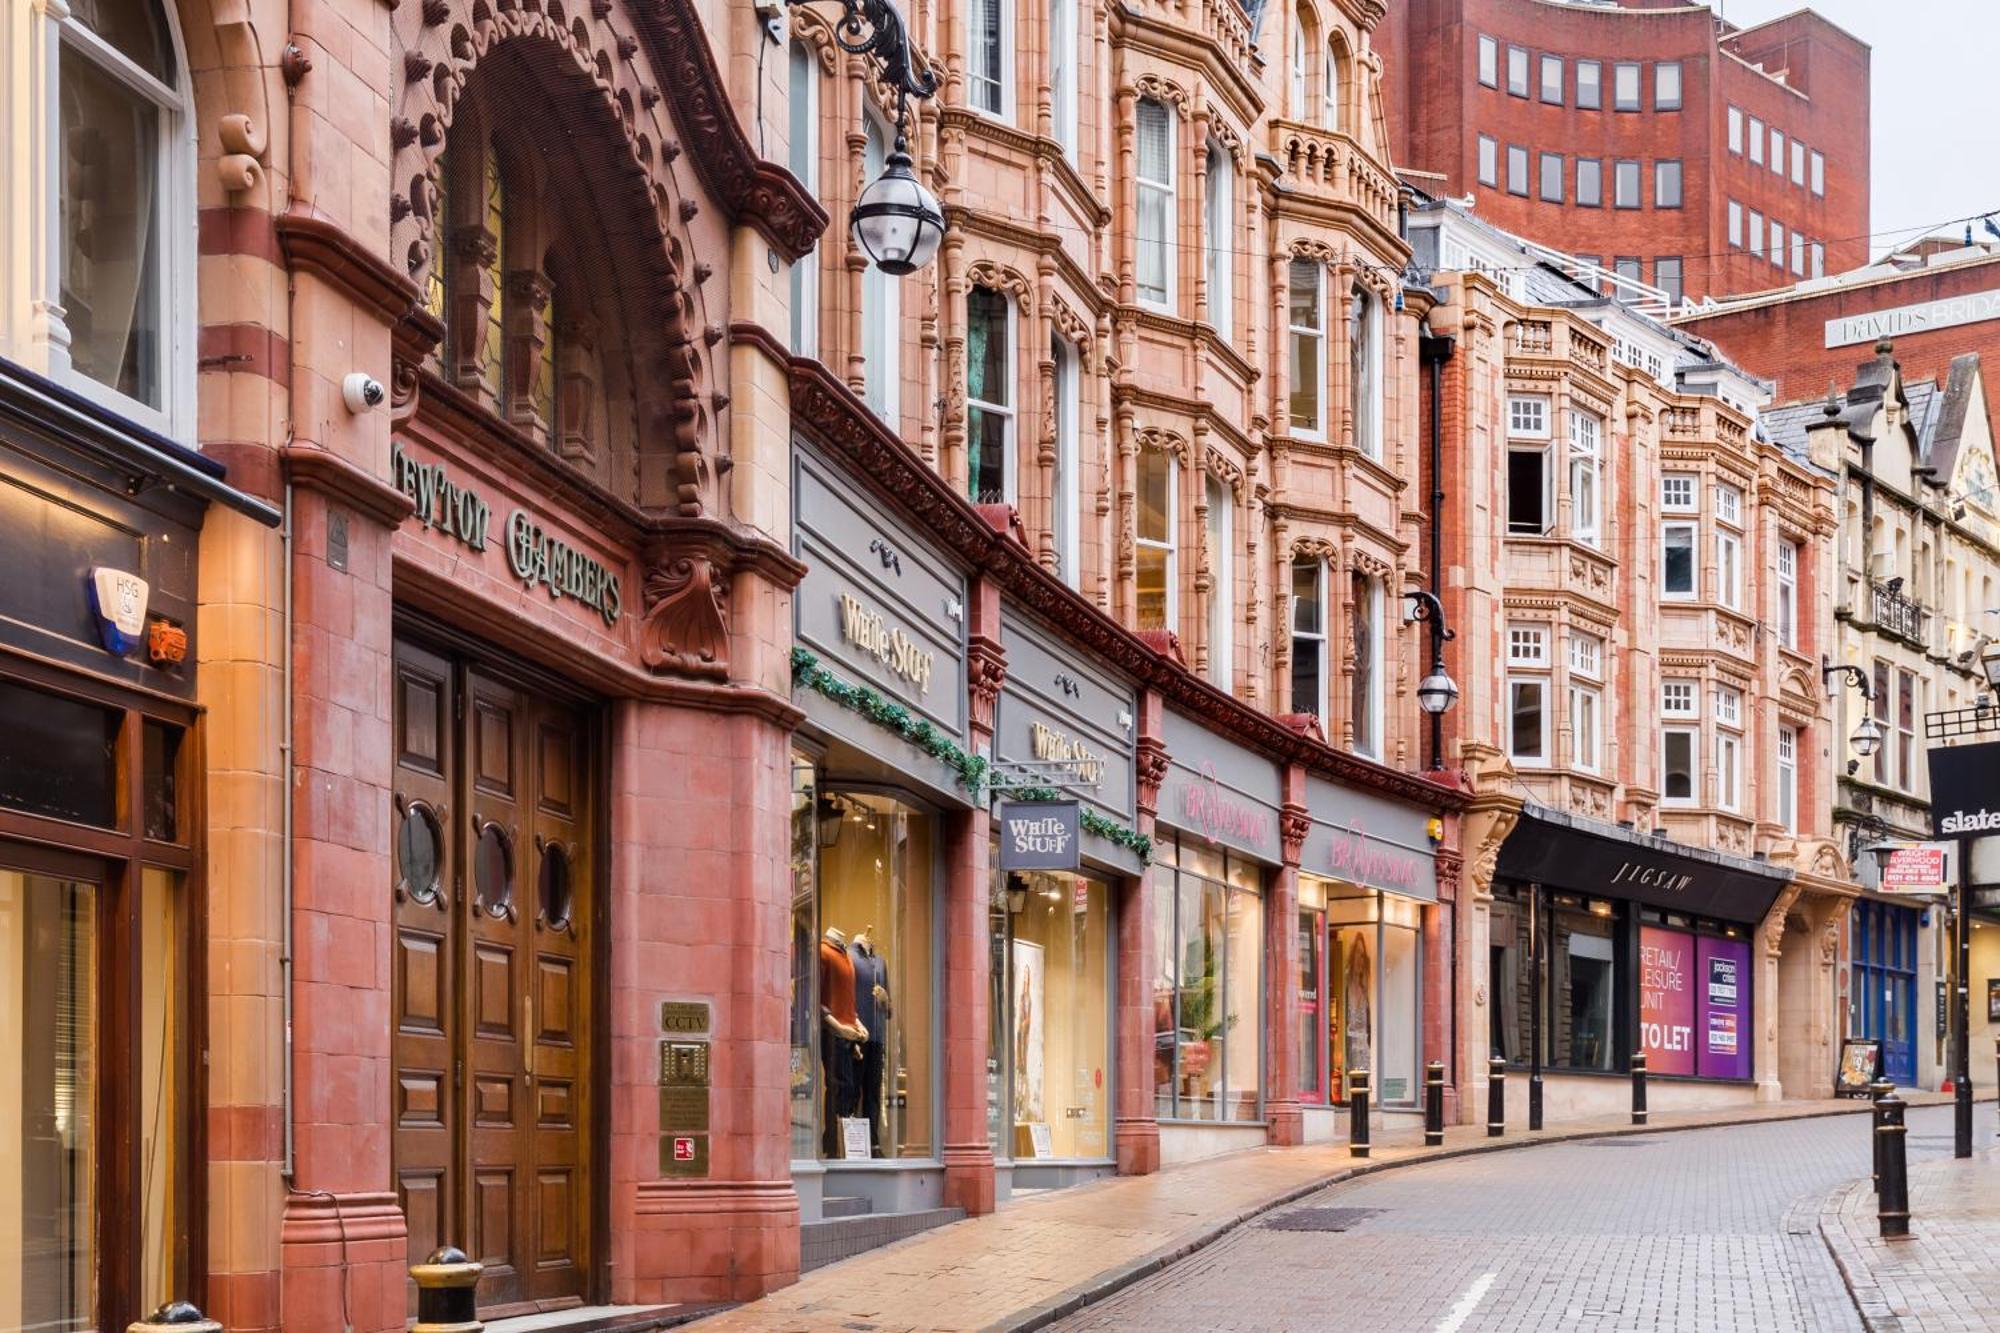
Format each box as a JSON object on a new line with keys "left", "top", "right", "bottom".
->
{"left": 1281, "top": 806, "right": 1311, "bottom": 863}
{"left": 968, "top": 635, "right": 1007, "bottom": 733}
{"left": 1136, "top": 736, "right": 1170, "bottom": 816}
{"left": 639, "top": 546, "right": 729, "bottom": 680}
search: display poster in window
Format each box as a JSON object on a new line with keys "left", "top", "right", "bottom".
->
{"left": 1988, "top": 978, "right": 2000, "bottom": 1024}
{"left": 841, "top": 1116, "right": 873, "bottom": 1160}
{"left": 1026, "top": 1121, "right": 1053, "bottom": 1159}
{"left": 1638, "top": 926, "right": 1695, "bottom": 1076}
{"left": 1695, "top": 936, "right": 1752, "bottom": 1080}
{"left": 1012, "top": 939, "right": 1046, "bottom": 1123}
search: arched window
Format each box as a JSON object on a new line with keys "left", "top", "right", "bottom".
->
{"left": 1323, "top": 40, "right": 1340, "bottom": 130}
{"left": 53, "top": 0, "right": 193, "bottom": 428}
{"left": 1290, "top": 10, "right": 1310, "bottom": 119}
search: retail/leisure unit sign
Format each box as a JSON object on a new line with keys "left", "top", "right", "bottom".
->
{"left": 1876, "top": 841, "right": 1954, "bottom": 897}
{"left": 1927, "top": 741, "right": 2000, "bottom": 838}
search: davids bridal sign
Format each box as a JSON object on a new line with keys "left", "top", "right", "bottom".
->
{"left": 998, "top": 801, "right": 1082, "bottom": 871}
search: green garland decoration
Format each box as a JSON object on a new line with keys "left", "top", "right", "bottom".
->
{"left": 791, "top": 647, "right": 1152, "bottom": 863}
{"left": 792, "top": 647, "right": 989, "bottom": 795}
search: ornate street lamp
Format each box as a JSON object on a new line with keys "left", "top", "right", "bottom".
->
{"left": 1405, "top": 590, "right": 1458, "bottom": 771}
{"left": 788, "top": 0, "right": 944, "bottom": 275}
{"left": 1822, "top": 659, "right": 1881, "bottom": 772}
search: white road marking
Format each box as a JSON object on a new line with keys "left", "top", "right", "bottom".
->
{"left": 1434, "top": 1271, "right": 1498, "bottom": 1333}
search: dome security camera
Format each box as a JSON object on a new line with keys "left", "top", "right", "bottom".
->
{"left": 342, "top": 372, "right": 387, "bottom": 414}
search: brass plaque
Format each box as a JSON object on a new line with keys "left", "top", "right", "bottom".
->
{"left": 659, "top": 1001, "right": 710, "bottom": 1034}
{"left": 659, "top": 1040, "right": 711, "bottom": 1088}
{"left": 659, "top": 1132, "right": 710, "bottom": 1177}
{"left": 659, "top": 1085, "right": 711, "bottom": 1131}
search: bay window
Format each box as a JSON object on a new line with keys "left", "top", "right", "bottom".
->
{"left": 1206, "top": 476, "right": 1233, "bottom": 690}
{"left": 1205, "top": 143, "right": 1233, "bottom": 341}
{"left": 1716, "top": 530, "right": 1742, "bottom": 609}
{"left": 970, "top": 0, "right": 1009, "bottom": 115}
{"left": 1509, "top": 677, "right": 1547, "bottom": 763}
{"left": 788, "top": 41, "right": 819, "bottom": 356}
{"left": 1323, "top": 42, "right": 1340, "bottom": 129}
{"left": 1137, "top": 447, "right": 1177, "bottom": 631}
{"left": 1577, "top": 60, "right": 1602, "bottom": 110}
{"left": 1049, "top": 0, "right": 1077, "bottom": 154}
{"left": 52, "top": 0, "right": 194, "bottom": 429}
{"left": 1777, "top": 540, "right": 1798, "bottom": 648}
{"left": 1662, "top": 522, "right": 1697, "bottom": 598}
{"left": 1291, "top": 558, "right": 1328, "bottom": 719}
{"left": 1349, "top": 283, "right": 1380, "bottom": 458}
{"left": 1716, "top": 731, "right": 1741, "bottom": 811}
{"left": 1136, "top": 98, "right": 1175, "bottom": 308}
{"left": 1288, "top": 259, "right": 1324, "bottom": 436}
{"left": 1569, "top": 684, "right": 1601, "bottom": 772}
{"left": 966, "top": 287, "right": 1014, "bottom": 505}
{"left": 1350, "top": 572, "right": 1381, "bottom": 758}
{"left": 1052, "top": 336, "right": 1081, "bottom": 587}
{"left": 1662, "top": 728, "right": 1698, "bottom": 804}
{"left": 1567, "top": 410, "right": 1602, "bottom": 544}
{"left": 1509, "top": 446, "right": 1551, "bottom": 534}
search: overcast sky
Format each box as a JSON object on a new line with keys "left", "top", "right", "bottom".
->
{"left": 1710, "top": 0, "right": 1999, "bottom": 256}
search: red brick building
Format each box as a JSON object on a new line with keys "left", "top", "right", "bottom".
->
{"left": 1378, "top": 0, "right": 1870, "bottom": 303}
{"left": 1675, "top": 245, "right": 2000, "bottom": 431}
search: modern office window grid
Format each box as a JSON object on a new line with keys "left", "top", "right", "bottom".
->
{"left": 1540, "top": 152, "right": 1564, "bottom": 203}
{"left": 1655, "top": 159, "right": 1681, "bottom": 209}
{"left": 969, "top": 0, "right": 1009, "bottom": 115}
{"left": 1613, "top": 61, "right": 1640, "bottom": 111}
{"left": 1541, "top": 54, "right": 1563, "bottom": 104}
{"left": 1656, "top": 257, "right": 1682, "bottom": 305}
{"left": 1749, "top": 115, "right": 1764, "bottom": 164}
{"left": 1791, "top": 233, "right": 1806, "bottom": 276}
{"left": 1577, "top": 59, "right": 1602, "bottom": 110}
{"left": 1728, "top": 200, "right": 1743, "bottom": 247}
{"left": 1508, "top": 143, "right": 1530, "bottom": 197}
{"left": 1614, "top": 257, "right": 1642, "bottom": 288}
{"left": 1135, "top": 98, "right": 1175, "bottom": 308}
{"left": 1577, "top": 157, "right": 1602, "bottom": 208}
{"left": 1614, "top": 159, "right": 1639, "bottom": 209}
{"left": 1727, "top": 105, "right": 1743, "bottom": 154}
{"left": 1478, "top": 33, "right": 1498, "bottom": 88}
{"left": 1790, "top": 139, "right": 1806, "bottom": 186}
{"left": 1749, "top": 209, "right": 1764, "bottom": 255}
{"left": 1507, "top": 44, "right": 1529, "bottom": 97}
{"left": 1770, "top": 127, "right": 1784, "bottom": 175}
{"left": 1654, "top": 61, "right": 1681, "bottom": 110}
{"left": 1811, "top": 242, "right": 1825, "bottom": 278}
{"left": 1770, "top": 219, "right": 1785, "bottom": 269}
{"left": 1205, "top": 143, "right": 1233, "bottom": 342}
{"left": 1478, "top": 134, "right": 1498, "bottom": 187}
{"left": 1811, "top": 150, "right": 1825, "bottom": 196}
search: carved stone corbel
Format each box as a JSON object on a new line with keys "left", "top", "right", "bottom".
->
{"left": 638, "top": 542, "right": 729, "bottom": 680}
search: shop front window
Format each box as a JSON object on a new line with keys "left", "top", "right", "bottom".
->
{"left": 1298, "top": 895, "right": 1323, "bottom": 1102}
{"left": 1152, "top": 835, "right": 1264, "bottom": 1122}
{"left": 1319, "top": 885, "right": 1422, "bottom": 1106}
{"left": 789, "top": 754, "right": 820, "bottom": 1160}
{"left": 987, "top": 869, "right": 1112, "bottom": 1160}
{"left": 807, "top": 789, "right": 935, "bottom": 1160}
{"left": 1492, "top": 886, "right": 1625, "bottom": 1074}
{"left": 3, "top": 869, "right": 97, "bottom": 1333}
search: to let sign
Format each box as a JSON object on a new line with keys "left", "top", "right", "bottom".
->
{"left": 997, "top": 801, "right": 1081, "bottom": 871}
{"left": 1877, "top": 842, "right": 1953, "bottom": 896}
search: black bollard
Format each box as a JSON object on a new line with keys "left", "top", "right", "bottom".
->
{"left": 1630, "top": 1050, "right": 1648, "bottom": 1126}
{"left": 1869, "top": 1078, "right": 1894, "bottom": 1194}
{"left": 1348, "top": 1067, "right": 1372, "bottom": 1159}
{"left": 1487, "top": 1056, "right": 1506, "bottom": 1137}
{"left": 413, "top": 1246, "right": 485, "bottom": 1333}
{"left": 1876, "top": 1091, "right": 1910, "bottom": 1240}
{"left": 1424, "top": 1061, "right": 1446, "bottom": 1147}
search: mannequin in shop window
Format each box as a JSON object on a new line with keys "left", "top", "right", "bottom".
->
{"left": 819, "top": 926, "right": 866, "bottom": 1156}
{"left": 849, "top": 927, "right": 892, "bottom": 1157}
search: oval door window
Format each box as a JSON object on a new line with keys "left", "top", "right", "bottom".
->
{"left": 540, "top": 843, "right": 573, "bottom": 930}
{"left": 475, "top": 821, "right": 514, "bottom": 918}
{"left": 397, "top": 803, "right": 444, "bottom": 905}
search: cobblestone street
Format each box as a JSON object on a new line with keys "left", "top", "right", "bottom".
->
{"left": 1055, "top": 1106, "right": 1999, "bottom": 1333}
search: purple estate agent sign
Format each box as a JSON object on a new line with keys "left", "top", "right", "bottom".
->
{"left": 1696, "top": 936, "right": 1753, "bottom": 1080}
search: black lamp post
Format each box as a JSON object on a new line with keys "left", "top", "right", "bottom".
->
{"left": 1822, "top": 659, "right": 1883, "bottom": 773}
{"left": 1405, "top": 590, "right": 1458, "bottom": 772}
{"left": 786, "top": 0, "right": 945, "bottom": 275}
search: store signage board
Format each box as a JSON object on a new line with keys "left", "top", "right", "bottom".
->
{"left": 1825, "top": 287, "right": 2000, "bottom": 349}
{"left": 1158, "top": 711, "right": 1284, "bottom": 863}
{"left": 997, "top": 801, "right": 1082, "bottom": 871}
{"left": 994, "top": 613, "right": 1138, "bottom": 826}
{"left": 1927, "top": 742, "right": 2000, "bottom": 841}
{"left": 1835, "top": 1037, "right": 1882, "bottom": 1097}
{"left": 1876, "top": 841, "right": 1954, "bottom": 897}
{"left": 1495, "top": 810, "right": 1788, "bottom": 924}
{"left": 1302, "top": 776, "right": 1438, "bottom": 903}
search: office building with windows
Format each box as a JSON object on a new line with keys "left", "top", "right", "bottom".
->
{"left": 1410, "top": 197, "right": 1863, "bottom": 1117}
{"left": 1377, "top": 0, "right": 1870, "bottom": 304}
{"left": 1764, "top": 347, "right": 2000, "bottom": 1091}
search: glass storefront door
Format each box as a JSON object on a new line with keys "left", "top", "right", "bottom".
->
{"left": 987, "top": 869, "right": 1112, "bottom": 1160}
{"left": 1320, "top": 885, "right": 1423, "bottom": 1107}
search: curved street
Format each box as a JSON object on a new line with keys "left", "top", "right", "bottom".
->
{"left": 1055, "top": 1105, "right": 1997, "bottom": 1333}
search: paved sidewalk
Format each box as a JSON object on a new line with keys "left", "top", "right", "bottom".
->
{"left": 1820, "top": 1133, "right": 2000, "bottom": 1332}
{"left": 692, "top": 1093, "right": 1961, "bottom": 1333}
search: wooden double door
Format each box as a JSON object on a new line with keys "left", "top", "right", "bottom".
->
{"left": 391, "top": 637, "right": 596, "bottom": 1315}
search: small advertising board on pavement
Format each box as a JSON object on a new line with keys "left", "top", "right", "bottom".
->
{"left": 1835, "top": 1037, "right": 1883, "bottom": 1097}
